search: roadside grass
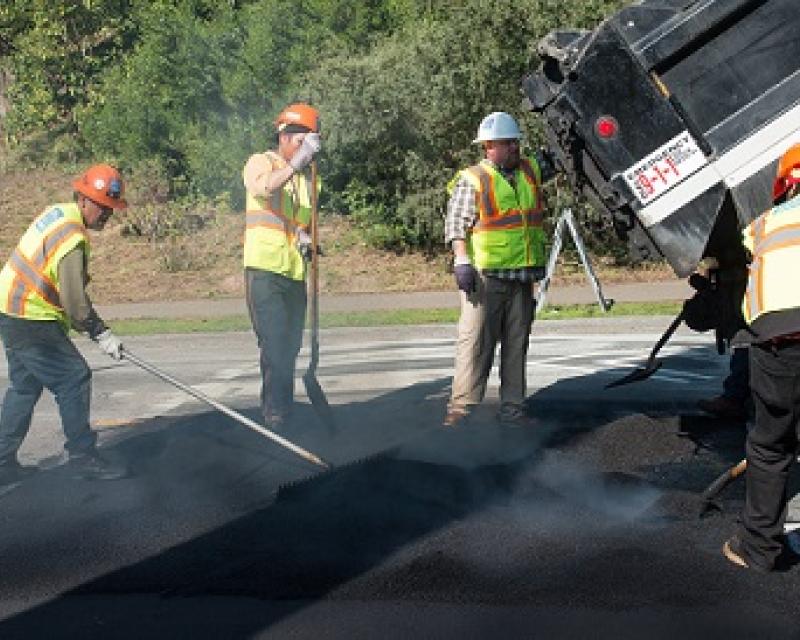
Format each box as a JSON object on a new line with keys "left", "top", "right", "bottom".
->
{"left": 106, "top": 300, "right": 683, "bottom": 336}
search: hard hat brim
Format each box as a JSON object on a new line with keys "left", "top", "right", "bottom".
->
{"left": 73, "top": 178, "right": 128, "bottom": 210}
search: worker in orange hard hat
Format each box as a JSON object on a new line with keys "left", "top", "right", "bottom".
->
{"left": 0, "top": 163, "right": 130, "bottom": 486}
{"left": 242, "top": 102, "right": 322, "bottom": 429}
{"left": 722, "top": 143, "right": 800, "bottom": 571}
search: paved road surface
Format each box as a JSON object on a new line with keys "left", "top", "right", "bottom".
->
{"left": 0, "top": 319, "right": 799, "bottom": 639}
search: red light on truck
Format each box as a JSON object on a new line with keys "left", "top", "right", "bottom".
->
{"left": 595, "top": 116, "right": 618, "bottom": 139}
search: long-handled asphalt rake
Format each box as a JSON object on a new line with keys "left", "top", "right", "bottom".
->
{"left": 121, "top": 349, "right": 330, "bottom": 470}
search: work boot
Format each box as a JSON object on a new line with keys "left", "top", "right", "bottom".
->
{"left": 69, "top": 450, "right": 128, "bottom": 481}
{"left": 697, "top": 395, "right": 748, "bottom": 421}
{"left": 264, "top": 410, "right": 290, "bottom": 431}
{"left": 497, "top": 405, "right": 538, "bottom": 428}
{"left": 0, "top": 459, "right": 38, "bottom": 486}
{"left": 722, "top": 535, "right": 767, "bottom": 572}
{"left": 442, "top": 406, "right": 469, "bottom": 428}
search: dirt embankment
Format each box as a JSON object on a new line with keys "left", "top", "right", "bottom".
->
{"left": 0, "top": 167, "right": 674, "bottom": 305}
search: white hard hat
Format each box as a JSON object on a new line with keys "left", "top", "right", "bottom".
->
{"left": 473, "top": 111, "right": 522, "bottom": 143}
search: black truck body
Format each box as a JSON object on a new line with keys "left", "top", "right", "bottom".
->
{"left": 523, "top": 0, "right": 800, "bottom": 279}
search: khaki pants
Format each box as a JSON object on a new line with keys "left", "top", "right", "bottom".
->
{"left": 448, "top": 273, "right": 534, "bottom": 412}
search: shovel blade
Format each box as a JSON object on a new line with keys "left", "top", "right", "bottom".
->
{"left": 605, "top": 360, "right": 663, "bottom": 389}
{"left": 303, "top": 371, "right": 336, "bottom": 431}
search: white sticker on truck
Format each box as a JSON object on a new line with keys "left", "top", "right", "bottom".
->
{"left": 623, "top": 131, "right": 708, "bottom": 205}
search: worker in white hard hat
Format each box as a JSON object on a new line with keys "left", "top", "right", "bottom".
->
{"left": 442, "top": 111, "right": 553, "bottom": 428}
{"left": 0, "top": 164, "right": 130, "bottom": 486}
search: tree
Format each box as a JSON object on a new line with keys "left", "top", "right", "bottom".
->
{"left": 301, "top": 0, "right": 629, "bottom": 250}
{"left": 2, "top": 0, "right": 136, "bottom": 155}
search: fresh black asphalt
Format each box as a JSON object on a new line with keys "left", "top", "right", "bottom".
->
{"left": 0, "top": 349, "right": 798, "bottom": 639}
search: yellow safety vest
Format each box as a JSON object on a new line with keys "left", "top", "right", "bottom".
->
{"left": 454, "top": 158, "right": 546, "bottom": 270}
{"left": 742, "top": 194, "right": 800, "bottom": 333}
{"left": 0, "top": 202, "right": 89, "bottom": 331}
{"left": 243, "top": 151, "right": 315, "bottom": 281}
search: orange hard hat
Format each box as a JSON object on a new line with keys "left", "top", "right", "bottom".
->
{"left": 274, "top": 102, "right": 319, "bottom": 133}
{"left": 73, "top": 164, "right": 127, "bottom": 210}
{"left": 773, "top": 143, "right": 800, "bottom": 201}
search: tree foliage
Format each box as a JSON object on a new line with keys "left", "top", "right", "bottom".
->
{"left": 1, "top": 0, "right": 137, "bottom": 157}
{"left": 1, "top": 0, "right": 631, "bottom": 254}
{"left": 302, "top": 0, "right": 628, "bottom": 251}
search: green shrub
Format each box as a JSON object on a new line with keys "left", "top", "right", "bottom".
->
{"left": 3, "top": 0, "right": 634, "bottom": 259}
{"left": 303, "top": 0, "right": 629, "bottom": 253}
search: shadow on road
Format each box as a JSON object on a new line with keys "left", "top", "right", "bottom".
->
{"left": 1, "top": 349, "right": 798, "bottom": 638}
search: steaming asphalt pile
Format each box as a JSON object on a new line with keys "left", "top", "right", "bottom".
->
{"left": 0, "top": 399, "right": 799, "bottom": 638}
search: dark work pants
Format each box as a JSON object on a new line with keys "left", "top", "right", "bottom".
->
{"left": 245, "top": 269, "right": 306, "bottom": 420}
{"left": 0, "top": 313, "right": 96, "bottom": 464}
{"left": 723, "top": 346, "right": 751, "bottom": 403}
{"left": 738, "top": 342, "right": 800, "bottom": 570}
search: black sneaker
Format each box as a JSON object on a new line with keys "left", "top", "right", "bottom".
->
{"left": 69, "top": 451, "right": 128, "bottom": 481}
{"left": 264, "top": 410, "right": 290, "bottom": 431}
{"left": 0, "top": 459, "right": 38, "bottom": 486}
{"left": 497, "top": 405, "right": 539, "bottom": 428}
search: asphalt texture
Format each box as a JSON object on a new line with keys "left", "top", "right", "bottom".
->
{"left": 1, "top": 388, "right": 798, "bottom": 639}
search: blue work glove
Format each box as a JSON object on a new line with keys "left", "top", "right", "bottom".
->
{"left": 454, "top": 262, "right": 477, "bottom": 294}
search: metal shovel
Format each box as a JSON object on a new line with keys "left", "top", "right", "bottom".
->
{"left": 605, "top": 310, "right": 685, "bottom": 389}
{"left": 122, "top": 349, "right": 330, "bottom": 469}
{"left": 302, "top": 161, "right": 336, "bottom": 431}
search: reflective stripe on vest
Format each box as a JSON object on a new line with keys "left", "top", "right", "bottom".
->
{"left": 0, "top": 204, "right": 87, "bottom": 325}
{"left": 473, "top": 210, "right": 545, "bottom": 231}
{"left": 245, "top": 209, "right": 309, "bottom": 235}
{"left": 743, "top": 196, "right": 800, "bottom": 324}
{"left": 9, "top": 249, "right": 62, "bottom": 309}
{"left": 243, "top": 151, "right": 313, "bottom": 281}
{"left": 459, "top": 158, "right": 546, "bottom": 269}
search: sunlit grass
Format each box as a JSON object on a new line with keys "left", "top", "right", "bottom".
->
{"left": 105, "top": 301, "right": 683, "bottom": 335}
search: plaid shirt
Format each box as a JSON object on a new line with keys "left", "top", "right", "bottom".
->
{"left": 444, "top": 167, "right": 545, "bottom": 283}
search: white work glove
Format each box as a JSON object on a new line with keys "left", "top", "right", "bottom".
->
{"left": 96, "top": 329, "right": 123, "bottom": 360}
{"left": 295, "top": 228, "right": 313, "bottom": 262}
{"left": 289, "top": 132, "right": 321, "bottom": 172}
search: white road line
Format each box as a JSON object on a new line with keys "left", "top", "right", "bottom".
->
{"left": 92, "top": 335, "right": 727, "bottom": 417}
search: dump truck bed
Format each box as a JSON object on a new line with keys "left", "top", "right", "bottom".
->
{"left": 524, "top": 0, "right": 800, "bottom": 276}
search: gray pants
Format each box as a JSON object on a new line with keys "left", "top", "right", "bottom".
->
{"left": 245, "top": 269, "right": 307, "bottom": 420}
{"left": 0, "top": 313, "right": 96, "bottom": 463}
{"left": 448, "top": 273, "right": 534, "bottom": 412}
